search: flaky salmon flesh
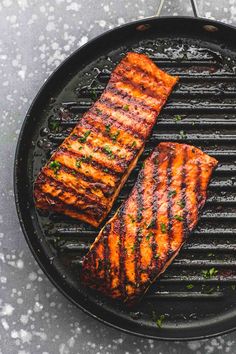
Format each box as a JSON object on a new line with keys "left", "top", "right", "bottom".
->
{"left": 81, "top": 142, "right": 218, "bottom": 304}
{"left": 34, "top": 52, "right": 178, "bottom": 227}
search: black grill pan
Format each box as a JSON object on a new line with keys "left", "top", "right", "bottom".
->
{"left": 14, "top": 12, "right": 236, "bottom": 340}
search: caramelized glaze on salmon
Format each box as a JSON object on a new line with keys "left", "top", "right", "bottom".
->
{"left": 81, "top": 142, "right": 218, "bottom": 304}
{"left": 34, "top": 52, "right": 178, "bottom": 227}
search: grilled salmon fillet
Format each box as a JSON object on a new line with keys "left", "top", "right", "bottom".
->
{"left": 81, "top": 142, "right": 218, "bottom": 304}
{"left": 34, "top": 52, "right": 178, "bottom": 227}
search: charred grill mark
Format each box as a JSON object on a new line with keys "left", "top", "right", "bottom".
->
{"left": 88, "top": 105, "right": 144, "bottom": 140}
{"left": 113, "top": 73, "right": 163, "bottom": 106}
{"left": 116, "top": 61, "right": 166, "bottom": 99}
{"left": 118, "top": 205, "right": 127, "bottom": 298}
{"left": 151, "top": 151, "right": 159, "bottom": 269}
{"left": 167, "top": 152, "right": 174, "bottom": 247}
{"left": 119, "top": 59, "right": 170, "bottom": 96}
{"left": 195, "top": 159, "right": 203, "bottom": 209}
{"left": 69, "top": 133, "right": 132, "bottom": 167}
{"left": 37, "top": 172, "right": 107, "bottom": 214}
{"left": 72, "top": 121, "right": 136, "bottom": 155}
{"left": 76, "top": 115, "right": 139, "bottom": 153}
{"left": 100, "top": 95, "right": 151, "bottom": 125}
{"left": 34, "top": 187, "right": 103, "bottom": 221}
{"left": 107, "top": 84, "right": 157, "bottom": 114}
{"left": 181, "top": 146, "right": 188, "bottom": 235}
{"left": 59, "top": 147, "right": 123, "bottom": 177}
{"left": 134, "top": 171, "right": 144, "bottom": 288}
{"left": 50, "top": 162, "right": 115, "bottom": 198}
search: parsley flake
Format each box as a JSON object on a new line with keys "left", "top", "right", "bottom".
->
{"left": 91, "top": 89, "right": 97, "bottom": 101}
{"left": 177, "top": 200, "right": 185, "bottom": 208}
{"left": 174, "top": 214, "right": 184, "bottom": 221}
{"left": 168, "top": 190, "right": 177, "bottom": 198}
{"left": 186, "top": 284, "right": 194, "bottom": 289}
{"left": 174, "top": 114, "right": 182, "bottom": 122}
{"left": 76, "top": 155, "right": 92, "bottom": 168}
{"left": 180, "top": 130, "right": 187, "bottom": 139}
{"left": 146, "top": 231, "right": 154, "bottom": 241}
{"left": 146, "top": 220, "right": 155, "bottom": 229}
{"left": 160, "top": 222, "right": 167, "bottom": 234}
{"left": 49, "top": 120, "right": 60, "bottom": 132}
{"left": 123, "top": 104, "right": 130, "bottom": 111}
{"left": 111, "top": 131, "right": 120, "bottom": 141}
{"left": 49, "top": 160, "right": 61, "bottom": 174}
{"left": 76, "top": 160, "right": 81, "bottom": 168}
{"left": 95, "top": 108, "right": 102, "bottom": 114}
{"left": 103, "top": 145, "right": 115, "bottom": 159}
{"left": 78, "top": 130, "right": 91, "bottom": 143}
{"left": 202, "top": 267, "right": 218, "bottom": 279}
{"left": 155, "top": 314, "right": 165, "bottom": 328}
{"left": 128, "top": 214, "right": 135, "bottom": 223}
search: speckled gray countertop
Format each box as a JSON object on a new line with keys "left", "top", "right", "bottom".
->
{"left": 1, "top": 0, "right": 236, "bottom": 353}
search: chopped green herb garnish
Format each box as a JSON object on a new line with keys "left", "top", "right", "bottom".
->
{"left": 180, "top": 130, "right": 187, "bottom": 139}
{"left": 71, "top": 170, "right": 77, "bottom": 175}
{"left": 104, "top": 145, "right": 112, "bottom": 153}
{"left": 174, "top": 114, "right": 182, "bottom": 122}
{"left": 78, "top": 130, "right": 91, "bottom": 143}
{"left": 168, "top": 190, "right": 177, "bottom": 198}
{"left": 208, "top": 252, "right": 213, "bottom": 257}
{"left": 177, "top": 200, "right": 185, "bottom": 208}
{"left": 202, "top": 267, "right": 218, "bottom": 279}
{"left": 155, "top": 314, "right": 165, "bottom": 328}
{"left": 154, "top": 254, "right": 159, "bottom": 259}
{"left": 146, "top": 220, "right": 155, "bottom": 229}
{"left": 131, "top": 141, "right": 137, "bottom": 148}
{"left": 76, "top": 155, "right": 92, "bottom": 168}
{"left": 49, "top": 120, "right": 60, "bottom": 132}
{"left": 111, "top": 131, "right": 120, "bottom": 141}
{"left": 103, "top": 168, "right": 109, "bottom": 173}
{"left": 78, "top": 146, "right": 83, "bottom": 150}
{"left": 131, "top": 244, "right": 136, "bottom": 253}
{"left": 91, "top": 88, "right": 97, "bottom": 100}
{"left": 95, "top": 108, "right": 102, "bottom": 114}
{"left": 186, "top": 284, "right": 194, "bottom": 289}
{"left": 123, "top": 104, "right": 130, "bottom": 111}
{"left": 49, "top": 160, "right": 61, "bottom": 174}
{"left": 105, "top": 124, "right": 111, "bottom": 133}
{"left": 103, "top": 145, "right": 115, "bottom": 159}
{"left": 76, "top": 159, "right": 82, "bottom": 168}
{"left": 160, "top": 222, "right": 167, "bottom": 234}
{"left": 128, "top": 214, "right": 135, "bottom": 223}
{"left": 83, "top": 155, "right": 92, "bottom": 162}
{"left": 174, "top": 214, "right": 184, "bottom": 222}
{"left": 146, "top": 231, "right": 154, "bottom": 241}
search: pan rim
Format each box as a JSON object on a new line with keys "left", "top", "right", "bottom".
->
{"left": 14, "top": 15, "right": 236, "bottom": 341}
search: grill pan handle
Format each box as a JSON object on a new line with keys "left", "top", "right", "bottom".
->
{"left": 156, "top": 0, "right": 199, "bottom": 17}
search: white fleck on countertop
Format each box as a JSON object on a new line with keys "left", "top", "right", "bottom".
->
{"left": 0, "top": 0, "right": 236, "bottom": 353}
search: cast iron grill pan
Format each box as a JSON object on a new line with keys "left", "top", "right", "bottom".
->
{"left": 14, "top": 17, "right": 236, "bottom": 340}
